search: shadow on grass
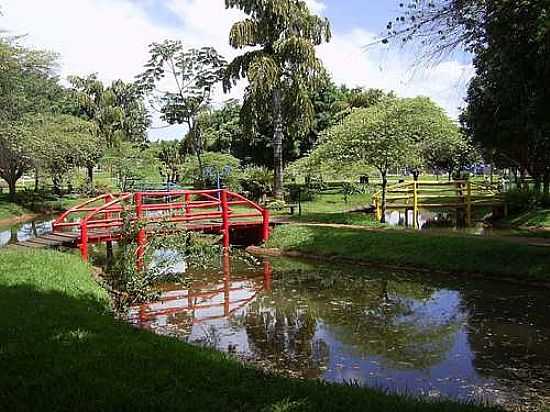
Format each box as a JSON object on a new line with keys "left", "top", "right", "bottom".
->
{"left": 0, "top": 282, "right": 500, "bottom": 412}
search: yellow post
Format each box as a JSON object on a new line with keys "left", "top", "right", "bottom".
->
{"left": 375, "top": 195, "right": 382, "bottom": 222}
{"left": 413, "top": 182, "right": 418, "bottom": 229}
{"left": 466, "top": 181, "right": 472, "bottom": 227}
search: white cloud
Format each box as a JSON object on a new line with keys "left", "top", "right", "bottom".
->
{"left": 1, "top": 0, "right": 471, "bottom": 141}
{"left": 316, "top": 29, "right": 474, "bottom": 118}
{"left": 304, "top": 0, "right": 327, "bottom": 14}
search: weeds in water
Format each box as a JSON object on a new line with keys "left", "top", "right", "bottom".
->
{"left": 107, "top": 212, "right": 220, "bottom": 311}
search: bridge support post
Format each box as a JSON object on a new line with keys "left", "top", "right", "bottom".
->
{"left": 465, "top": 181, "right": 472, "bottom": 227}
{"left": 80, "top": 222, "right": 88, "bottom": 262}
{"left": 221, "top": 190, "right": 230, "bottom": 249}
{"left": 262, "top": 209, "right": 270, "bottom": 243}
{"left": 135, "top": 192, "right": 146, "bottom": 271}
{"left": 413, "top": 181, "right": 419, "bottom": 229}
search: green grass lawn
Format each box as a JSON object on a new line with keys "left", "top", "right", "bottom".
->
{"left": 0, "top": 193, "right": 90, "bottom": 222}
{"left": 0, "top": 201, "right": 31, "bottom": 220}
{"left": 267, "top": 225, "right": 550, "bottom": 281}
{"left": 0, "top": 248, "right": 501, "bottom": 412}
{"left": 500, "top": 209, "right": 550, "bottom": 228}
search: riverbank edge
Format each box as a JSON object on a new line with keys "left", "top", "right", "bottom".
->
{"left": 246, "top": 245, "right": 550, "bottom": 289}
{"left": 0, "top": 212, "right": 40, "bottom": 227}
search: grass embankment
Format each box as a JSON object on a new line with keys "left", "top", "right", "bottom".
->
{"left": 0, "top": 248, "right": 499, "bottom": 412}
{"left": 0, "top": 193, "right": 89, "bottom": 223}
{"left": 499, "top": 209, "right": 550, "bottom": 228}
{"left": 267, "top": 225, "right": 550, "bottom": 281}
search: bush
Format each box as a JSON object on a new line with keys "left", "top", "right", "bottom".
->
{"left": 240, "top": 166, "right": 273, "bottom": 202}
{"left": 180, "top": 152, "right": 242, "bottom": 191}
{"left": 505, "top": 189, "right": 545, "bottom": 214}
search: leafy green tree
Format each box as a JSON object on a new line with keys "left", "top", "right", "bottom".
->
{"left": 28, "top": 114, "right": 98, "bottom": 194}
{"left": 103, "top": 142, "right": 158, "bottom": 192}
{"left": 0, "top": 122, "right": 35, "bottom": 199}
{"left": 0, "top": 39, "right": 63, "bottom": 198}
{"left": 224, "top": 0, "right": 331, "bottom": 198}
{"left": 68, "top": 75, "right": 150, "bottom": 189}
{"left": 153, "top": 140, "right": 184, "bottom": 185}
{"left": 317, "top": 98, "right": 457, "bottom": 221}
{"left": 180, "top": 152, "right": 241, "bottom": 190}
{"left": 138, "top": 41, "right": 227, "bottom": 172}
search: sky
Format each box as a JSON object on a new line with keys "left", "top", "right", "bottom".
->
{"left": 1, "top": 0, "right": 474, "bottom": 140}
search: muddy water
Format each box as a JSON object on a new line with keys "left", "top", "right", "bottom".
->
{"left": 128, "top": 256, "right": 550, "bottom": 410}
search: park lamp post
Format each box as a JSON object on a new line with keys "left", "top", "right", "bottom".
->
{"left": 202, "top": 165, "right": 233, "bottom": 210}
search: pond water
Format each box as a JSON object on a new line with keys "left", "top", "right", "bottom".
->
{"left": 0, "top": 217, "right": 54, "bottom": 248}
{"left": 384, "top": 210, "right": 509, "bottom": 236}
{"left": 128, "top": 255, "right": 550, "bottom": 410}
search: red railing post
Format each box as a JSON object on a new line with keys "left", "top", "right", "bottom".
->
{"left": 263, "top": 259, "right": 272, "bottom": 291}
{"left": 221, "top": 190, "right": 230, "bottom": 249}
{"left": 262, "top": 208, "right": 270, "bottom": 243}
{"left": 135, "top": 192, "right": 146, "bottom": 271}
{"left": 223, "top": 251, "right": 231, "bottom": 315}
{"left": 80, "top": 221, "right": 88, "bottom": 261}
{"left": 185, "top": 192, "right": 191, "bottom": 216}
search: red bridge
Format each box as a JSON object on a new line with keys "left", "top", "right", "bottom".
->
{"left": 50, "top": 189, "right": 270, "bottom": 261}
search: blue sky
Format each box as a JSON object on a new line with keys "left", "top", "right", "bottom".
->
{"left": 2, "top": 0, "right": 473, "bottom": 140}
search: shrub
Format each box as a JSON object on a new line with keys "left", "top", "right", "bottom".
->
{"left": 240, "top": 166, "right": 273, "bottom": 202}
{"left": 505, "top": 189, "right": 545, "bottom": 214}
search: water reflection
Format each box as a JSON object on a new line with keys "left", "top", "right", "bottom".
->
{"left": 128, "top": 257, "right": 550, "bottom": 409}
{"left": 0, "top": 218, "right": 54, "bottom": 247}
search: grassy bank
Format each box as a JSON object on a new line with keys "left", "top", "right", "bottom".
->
{"left": 0, "top": 193, "right": 89, "bottom": 222}
{"left": 267, "top": 225, "right": 550, "bottom": 281}
{"left": 0, "top": 248, "right": 499, "bottom": 412}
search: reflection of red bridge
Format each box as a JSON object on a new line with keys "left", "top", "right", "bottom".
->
{"left": 128, "top": 255, "right": 272, "bottom": 328}
{"left": 48, "top": 189, "right": 270, "bottom": 261}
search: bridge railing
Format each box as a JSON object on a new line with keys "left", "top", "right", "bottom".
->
{"left": 373, "top": 180, "right": 505, "bottom": 228}
{"left": 52, "top": 189, "right": 270, "bottom": 261}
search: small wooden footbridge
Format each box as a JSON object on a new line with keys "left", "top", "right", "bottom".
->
{"left": 373, "top": 180, "right": 506, "bottom": 228}
{"left": 15, "top": 189, "right": 270, "bottom": 260}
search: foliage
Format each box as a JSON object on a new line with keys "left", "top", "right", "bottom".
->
{"left": 0, "top": 39, "right": 65, "bottom": 198}
{"left": 102, "top": 142, "right": 159, "bottom": 192}
{"left": 26, "top": 114, "right": 99, "bottom": 194}
{"left": 138, "top": 41, "right": 227, "bottom": 169}
{"left": 180, "top": 152, "right": 241, "bottom": 190}
{"left": 504, "top": 189, "right": 548, "bottom": 215}
{"left": 152, "top": 140, "right": 184, "bottom": 184}
{"left": 240, "top": 166, "right": 273, "bottom": 202}
{"left": 224, "top": 0, "right": 331, "bottom": 197}
{"left": 108, "top": 214, "right": 220, "bottom": 311}
{"left": 0, "top": 122, "right": 35, "bottom": 199}
{"left": 460, "top": 1, "right": 550, "bottom": 196}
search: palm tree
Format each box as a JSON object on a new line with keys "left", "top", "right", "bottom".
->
{"left": 224, "top": 0, "right": 331, "bottom": 198}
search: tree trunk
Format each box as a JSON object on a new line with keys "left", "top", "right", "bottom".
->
{"left": 34, "top": 169, "right": 39, "bottom": 192}
{"left": 272, "top": 89, "right": 285, "bottom": 199}
{"left": 87, "top": 165, "right": 94, "bottom": 193}
{"left": 8, "top": 178, "right": 16, "bottom": 201}
{"left": 380, "top": 172, "right": 388, "bottom": 223}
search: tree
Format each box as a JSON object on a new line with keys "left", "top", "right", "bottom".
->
{"left": 137, "top": 41, "right": 227, "bottom": 172}
{"left": 224, "top": 0, "right": 331, "bottom": 198}
{"left": 0, "top": 39, "right": 61, "bottom": 198}
{"left": 29, "top": 114, "right": 98, "bottom": 194}
{"left": 153, "top": 140, "right": 184, "bottom": 185}
{"left": 69, "top": 75, "right": 150, "bottom": 189}
{"left": 0, "top": 122, "right": 35, "bottom": 199}
{"left": 316, "top": 97, "right": 458, "bottom": 221}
